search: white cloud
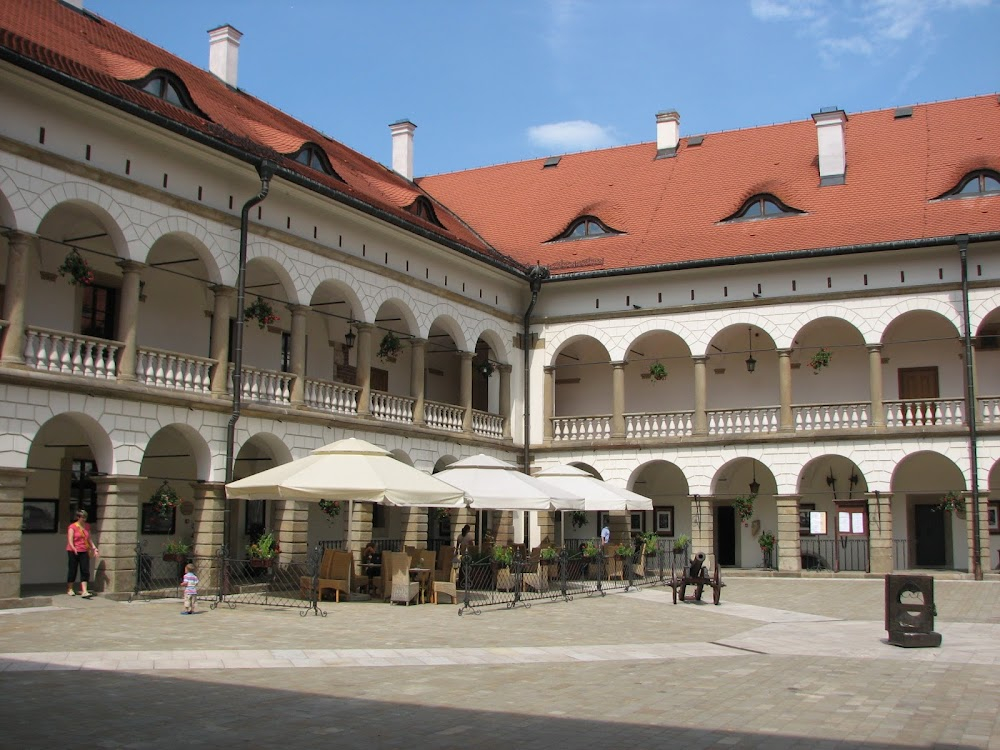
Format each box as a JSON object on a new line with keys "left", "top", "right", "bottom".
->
{"left": 750, "top": 0, "right": 821, "bottom": 21}
{"left": 527, "top": 121, "right": 618, "bottom": 152}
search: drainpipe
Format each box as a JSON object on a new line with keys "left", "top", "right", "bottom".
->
{"left": 521, "top": 264, "right": 550, "bottom": 474}
{"left": 224, "top": 160, "right": 277, "bottom": 541}
{"left": 957, "top": 234, "right": 983, "bottom": 580}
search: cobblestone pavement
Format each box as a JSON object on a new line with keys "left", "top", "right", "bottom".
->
{"left": 2, "top": 578, "right": 999, "bottom": 749}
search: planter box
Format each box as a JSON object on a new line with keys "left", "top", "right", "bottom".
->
{"left": 249, "top": 558, "right": 274, "bottom": 569}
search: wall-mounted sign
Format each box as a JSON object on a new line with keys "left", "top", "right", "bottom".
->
{"left": 809, "top": 511, "right": 827, "bottom": 535}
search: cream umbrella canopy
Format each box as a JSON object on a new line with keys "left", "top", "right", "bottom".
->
{"left": 433, "top": 454, "right": 584, "bottom": 511}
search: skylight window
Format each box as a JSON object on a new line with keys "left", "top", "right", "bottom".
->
{"left": 956, "top": 171, "right": 1000, "bottom": 196}
{"left": 130, "top": 70, "right": 203, "bottom": 116}
{"left": 724, "top": 194, "right": 802, "bottom": 222}
{"left": 288, "top": 143, "right": 341, "bottom": 180}
{"left": 552, "top": 216, "right": 620, "bottom": 241}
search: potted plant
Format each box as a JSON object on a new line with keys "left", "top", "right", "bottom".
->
{"left": 570, "top": 510, "right": 588, "bottom": 529}
{"left": 672, "top": 533, "right": 690, "bottom": 556}
{"left": 640, "top": 531, "right": 658, "bottom": 557}
{"left": 540, "top": 547, "right": 559, "bottom": 565}
{"left": 940, "top": 490, "right": 965, "bottom": 514}
{"left": 581, "top": 539, "right": 599, "bottom": 559}
{"left": 318, "top": 499, "right": 341, "bottom": 521}
{"left": 491, "top": 544, "right": 513, "bottom": 568}
{"left": 162, "top": 539, "right": 191, "bottom": 562}
{"left": 244, "top": 296, "right": 279, "bottom": 330}
{"left": 648, "top": 361, "right": 667, "bottom": 381}
{"left": 477, "top": 359, "right": 496, "bottom": 378}
{"left": 808, "top": 348, "right": 832, "bottom": 373}
{"left": 733, "top": 494, "right": 755, "bottom": 527}
{"left": 615, "top": 541, "right": 633, "bottom": 559}
{"left": 246, "top": 530, "right": 279, "bottom": 567}
{"left": 148, "top": 481, "right": 180, "bottom": 518}
{"left": 377, "top": 331, "right": 402, "bottom": 362}
{"left": 58, "top": 249, "right": 94, "bottom": 286}
{"left": 758, "top": 530, "right": 776, "bottom": 568}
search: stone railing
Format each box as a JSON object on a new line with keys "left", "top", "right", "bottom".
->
{"left": 304, "top": 378, "right": 360, "bottom": 415}
{"left": 979, "top": 397, "right": 1000, "bottom": 425}
{"left": 552, "top": 415, "right": 612, "bottom": 442}
{"left": 370, "top": 391, "right": 415, "bottom": 423}
{"left": 883, "top": 398, "right": 965, "bottom": 428}
{"left": 472, "top": 409, "right": 504, "bottom": 438}
{"left": 24, "top": 326, "right": 119, "bottom": 379}
{"left": 137, "top": 347, "right": 214, "bottom": 393}
{"left": 626, "top": 411, "right": 693, "bottom": 438}
{"left": 793, "top": 402, "right": 871, "bottom": 431}
{"left": 707, "top": 406, "right": 780, "bottom": 435}
{"left": 229, "top": 364, "right": 293, "bottom": 405}
{"left": 425, "top": 400, "right": 464, "bottom": 431}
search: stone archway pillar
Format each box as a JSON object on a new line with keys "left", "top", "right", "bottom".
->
{"left": 499, "top": 363, "right": 513, "bottom": 439}
{"left": 778, "top": 349, "right": 793, "bottom": 431}
{"left": 775, "top": 494, "right": 802, "bottom": 571}
{"left": 409, "top": 338, "right": 426, "bottom": 426}
{"left": 867, "top": 490, "right": 893, "bottom": 574}
{"left": 115, "top": 261, "right": 145, "bottom": 382}
{"left": 0, "top": 468, "right": 31, "bottom": 600}
{"left": 693, "top": 356, "right": 708, "bottom": 435}
{"left": 611, "top": 361, "right": 626, "bottom": 439}
{"left": 273, "top": 498, "right": 310, "bottom": 564}
{"left": 93, "top": 475, "right": 145, "bottom": 594}
{"left": 867, "top": 345, "right": 884, "bottom": 428}
{"left": 543, "top": 366, "right": 555, "bottom": 444}
{"left": 1, "top": 231, "right": 33, "bottom": 366}
{"left": 355, "top": 323, "right": 374, "bottom": 417}
{"left": 209, "top": 285, "right": 235, "bottom": 396}
{"left": 690, "top": 495, "right": 714, "bottom": 556}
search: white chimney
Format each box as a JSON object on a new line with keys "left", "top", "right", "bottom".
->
{"left": 656, "top": 110, "right": 680, "bottom": 157}
{"left": 389, "top": 119, "right": 417, "bottom": 181}
{"left": 811, "top": 108, "right": 847, "bottom": 185}
{"left": 208, "top": 25, "right": 243, "bottom": 88}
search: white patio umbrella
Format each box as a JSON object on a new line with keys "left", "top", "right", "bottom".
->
{"left": 433, "top": 454, "right": 584, "bottom": 512}
{"left": 226, "top": 437, "right": 467, "bottom": 546}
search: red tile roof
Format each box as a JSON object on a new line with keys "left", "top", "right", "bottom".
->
{"left": 419, "top": 96, "right": 1000, "bottom": 277}
{"left": 0, "top": 0, "right": 515, "bottom": 271}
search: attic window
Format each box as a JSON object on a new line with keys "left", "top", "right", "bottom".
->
{"left": 938, "top": 170, "right": 1000, "bottom": 199}
{"left": 289, "top": 143, "right": 341, "bottom": 179}
{"left": 131, "top": 70, "right": 204, "bottom": 116}
{"left": 406, "top": 197, "right": 444, "bottom": 228}
{"left": 551, "top": 216, "right": 621, "bottom": 241}
{"left": 724, "top": 194, "right": 803, "bottom": 222}
{"left": 543, "top": 156, "right": 561, "bottom": 168}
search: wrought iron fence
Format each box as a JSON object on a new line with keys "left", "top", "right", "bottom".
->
{"left": 128, "top": 541, "right": 326, "bottom": 616}
{"left": 799, "top": 537, "right": 870, "bottom": 572}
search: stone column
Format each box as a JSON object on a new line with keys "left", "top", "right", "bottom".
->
{"left": 348, "top": 501, "right": 373, "bottom": 561}
{"left": 356, "top": 323, "right": 373, "bottom": 417}
{"left": 611, "top": 360, "right": 626, "bottom": 439}
{"left": 492, "top": 510, "right": 514, "bottom": 545}
{"left": 190, "top": 482, "right": 226, "bottom": 558}
{"left": 460, "top": 351, "right": 474, "bottom": 434}
{"left": 499, "top": 363, "right": 513, "bottom": 439}
{"left": 453, "top": 507, "right": 476, "bottom": 546}
{"left": 543, "top": 365, "right": 555, "bottom": 444}
{"left": 778, "top": 349, "right": 794, "bottom": 432}
{"left": 115, "top": 261, "right": 144, "bottom": 382}
{"left": 690, "top": 495, "right": 714, "bottom": 557}
{"left": 0, "top": 468, "right": 30, "bottom": 600}
{"left": 209, "top": 285, "right": 235, "bottom": 396}
{"left": 273, "top": 498, "right": 309, "bottom": 563}
{"left": 409, "top": 337, "right": 427, "bottom": 426}
{"left": 867, "top": 490, "right": 893, "bottom": 574}
{"left": 775, "top": 494, "right": 801, "bottom": 571}
{"left": 693, "top": 356, "right": 708, "bottom": 435}
{"left": 1, "top": 231, "right": 33, "bottom": 366}
{"left": 536, "top": 510, "right": 556, "bottom": 546}
{"left": 607, "top": 511, "right": 630, "bottom": 546}
{"left": 287, "top": 304, "right": 308, "bottom": 406}
{"left": 402, "top": 507, "right": 427, "bottom": 550}
{"left": 867, "top": 345, "right": 884, "bottom": 428}
{"left": 967, "top": 491, "right": 990, "bottom": 577}
{"left": 92, "top": 475, "right": 144, "bottom": 594}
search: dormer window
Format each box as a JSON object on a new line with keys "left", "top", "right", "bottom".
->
{"left": 551, "top": 216, "right": 621, "bottom": 241}
{"left": 938, "top": 170, "right": 1000, "bottom": 198}
{"left": 407, "top": 197, "right": 443, "bottom": 228}
{"left": 288, "top": 143, "right": 341, "bottom": 179}
{"left": 724, "top": 194, "right": 803, "bottom": 222}
{"left": 130, "top": 70, "right": 203, "bottom": 116}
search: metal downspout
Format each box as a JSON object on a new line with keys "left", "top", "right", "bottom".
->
{"left": 521, "top": 265, "right": 550, "bottom": 474}
{"left": 224, "top": 160, "right": 277, "bottom": 543}
{"left": 957, "top": 235, "right": 983, "bottom": 580}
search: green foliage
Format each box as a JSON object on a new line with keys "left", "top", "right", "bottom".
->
{"left": 163, "top": 539, "right": 191, "bottom": 555}
{"left": 491, "top": 545, "right": 513, "bottom": 566}
{"left": 149, "top": 481, "right": 180, "bottom": 518}
{"left": 758, "top": 530, "right": 776, "bottom": 551}
{"left": 244, "top": 297, "right": 278, "bottom": 329}
{"left": 672, "top": 533, "right": 690, "bottom": 553}
{"left": 615, "top": 541, "right": 633, "bottom": 558}
{"left": 377, "top": 331, "right": 402, "bottom": 361}
{"left": 570, "top": 510, "right": 588, "bottom": 529}
{"left": 247, "top": 530, "right": 279, "bottom": 559}
{"left": 648, "top": 361, "right": 668, "bottom": 381}
{"left": 640, "top": 531, "right": 658, "bottom": 555}
{"left": 581, "top": 539, "right": 599, "bottom": 558}
{"left": 733, "top": 494, "right": 755, "bottom": 526}
{"left": 940, "top": 491, "right": 965, "bottom": 514}
{"left": 540, "top": 546, "right": 559, "bottom": 562}
{"left": 58, "top": 249, "right": 94, "bottom": 286}
{"left": 808, "top": 348, "right": 832, "bottom": 373}
{"left": 318, "top": 499, "right": 340, "bottom": 520}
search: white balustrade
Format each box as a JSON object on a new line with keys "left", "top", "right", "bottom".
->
{"left": 883, "top": 398, "right": 965, "bottom": 427}
{"left": 304, "top": 378, "right": 360, "bottom": 415}
{"left": 793, "top": 402, "right": 870, "bottom": 431}
{"left": 228, "top": 364, "right": 293, "bottom": 405}
{"left": 625, "top": 411, "right": 693, "bottom": 438}
{"left": 472, "top": 409, "right": 504, "bottom": 438}
{"left": 707, "top": 406, "right": 779, "bottom": 435}
{"left": 137, "top": 347, "right": 213, "bottom": 393}
{"left": 978, "top": 397, "right": 1000, "bottom": 425}
{"left": 24, "top": 326, "right": 119, "bottom": 379}
{"left": 370, "top": 391, "right": 415, "bottom": 423}
{"left": 425, "top": 401, "right": 464, "bottom": 431}
{"left": 551, "top": 415, "right": 612, "bottom": 442}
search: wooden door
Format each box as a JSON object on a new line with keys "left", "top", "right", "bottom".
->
{"left": 913, "top": 503, "right": 946, "bottom": 567}
{"left": 898, "top": 367, "right": 939, "bottom": 425}
{"left": 716, "top": 506, "right": 736, "bottom": 566}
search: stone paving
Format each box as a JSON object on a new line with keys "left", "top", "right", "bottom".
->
{"left": 1, "top": 578, "right": 999, "bottom": 748}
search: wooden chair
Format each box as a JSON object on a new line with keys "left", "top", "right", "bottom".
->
{"left": 522, "top": 547, "right": 547, "bottom": 593}
{"left": 300, "top": 548, "right": 336, "bottom": 600}
{"left": 433, "top": 564, "right": 459, "bottom": 604}
{"left": 388, "top": 551, "right": 419, "bottom": 606}
{"left": 436, "top": 545, "right": 455, "bottom": 576}
{"left": 605, "top": 551, "right": 624, "bottom": 581}
{"left": 318, "top": 550, "right": 353, "bottom": 602}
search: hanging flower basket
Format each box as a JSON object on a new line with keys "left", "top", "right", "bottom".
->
{"left": 733, "top": 494, "right": 755, "bottom": 527}
{"left": 939, "top": 491, "right": 965, "bottom": 514}
{"left": 58, "top": 249, "right": 94, "bottom": 286}
{"left": 318, "top": 499, "right": 341, "bottom": 520}
{"left": 808, "top": 348, "right": 832, "bottom": 373}
{"left": 648, "top": 362, "right": 668, "bottom": 381}
{"left": 149, "top": 481, "right": 180, "bottom": 518}
{"left": 758, "top": 530, "right": 775, "bottom": 552}
{"left": 377, "top": 331, "right": 402, "bottom": 362}
{"left": 244, "top": 297, "right": 279, "bottom": 330}
{"left": 570, "top": 510, "right": 588, "bottom": 529}
{"left": 477, "top": 360, "right": 496, "bottom": 378}
{"left": 428, "top": 507, "right": 452, "bottom": 523}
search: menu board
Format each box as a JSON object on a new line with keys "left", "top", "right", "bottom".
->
{"left": 837, "top": 510, "right": 865, "bottom": 534}
{"left": 809, "top": 511, "right": 827, "bottom": 535}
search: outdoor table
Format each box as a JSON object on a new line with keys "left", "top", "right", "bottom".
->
{"left": 359, "top": 562, "right": 380, "bottom": 595}
{"left": 409, "top": 567, "right": 431, "bottom": 604}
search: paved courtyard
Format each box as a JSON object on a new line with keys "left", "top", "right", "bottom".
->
{"left": 2, "top": 578, "right": 999, "bottom": 749}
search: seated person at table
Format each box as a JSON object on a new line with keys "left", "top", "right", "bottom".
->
{"left": 361, "top": 542, "right": 381, "bottom": 592}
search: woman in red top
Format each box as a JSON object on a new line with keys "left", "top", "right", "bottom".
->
{"left": 66, "top": 510, "right": 99, "bottom": 598}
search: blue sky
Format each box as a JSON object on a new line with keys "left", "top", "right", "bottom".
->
{"left": 87, "top": 0, "right": 1000, "bottom": 177}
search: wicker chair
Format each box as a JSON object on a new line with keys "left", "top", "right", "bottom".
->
{"left": 318, "top": 550, "right": 353, "bottom": 602}
{"left": 433, "top": 564, "right": 459, "bottom": 604}
{"left": 299, "top": 548, "right": 336, "bottom": 600}
{"left": 522, "top": 547, "right": 548, "bottom": 593}
{"left": 387, "top": 551, "right": 420, "bottom": 606}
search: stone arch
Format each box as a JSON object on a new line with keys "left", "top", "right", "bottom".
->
{"left": 26, "top": 183, "right": 134, "bottom": 260}
{"left": 624, "top": 319, "right": 697, "bottom": 358}
{"left": 233, "top": 431, "right": 293, "bottom": 471}
{"left": 786, "top": 306, "right": 874, "bottom": 348}
{"left": 138, "top": 423, "right": 212, "bottom": 483}
{"left": 471, "top": 325, "right": 511, "bottom": 364}
{"left": 304, "top": 268, "right": 368, "bottom": 325}
{"left": 245, "top": 241, "right": 303, "bottom": 304}
{"left": 389, "top": 449, "right": 414, "bottom": 466}
{"left": 547, "top": 324, "right": 619, "bottom": 361}
{"left": 0, "top": 177, "right": 17, "bottom": 231}
{"left": 139, "top": 220, "right": 224, "bottom": 285}
{"left": 426, "top": 311, "right": 469, "bottom": 353}
{"left": 969, "top": 291, "right": 1000, "bottom": 333}
{"left": 368, "top": 287, "right": 420, "bottom": 334}
{"left": 876, "top": 297, "right": 962, "bottom": 341}
{"left": 890, "top": 449, "right": 967, "bottom": 493}
{"left": 27, "top": 411, "right": 115, "bottom": 476}
{"left": 797, "top": 453, "right": 868, "bottom": 497}
{"left": 698, "top": 313, "right": 779, "bottom": 357}
{"left": 432, "top": 455, "right": 458, "bottom": 473}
